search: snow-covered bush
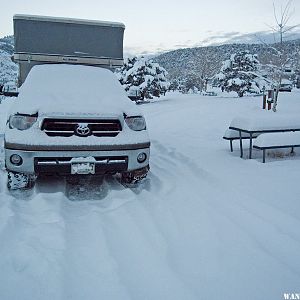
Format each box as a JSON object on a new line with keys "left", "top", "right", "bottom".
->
{"left": 116, "top": 57, "right": 169, "bottom": 101}
{"left": 214, "top": 51, "right": 271, "bottom": 97}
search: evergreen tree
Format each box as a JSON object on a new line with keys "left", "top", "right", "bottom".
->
{"left": 116, "top": 57, "right": 169, "bottom": 101}
{"left": 0, "top": 36, "right": 18, "bottom": 86}
{"left": 214, "top": 51, "right": 270, "bottom": 97}
{"left": 180, "top": 72, "right": 203, "bottom": 94}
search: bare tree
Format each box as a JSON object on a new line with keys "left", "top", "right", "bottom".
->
{"left": 266, "top": 0, "right": 299, "bottom": 111}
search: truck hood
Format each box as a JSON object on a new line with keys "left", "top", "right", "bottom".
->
{"left": 10, "top": 64, "right": 141, "bottom": 116}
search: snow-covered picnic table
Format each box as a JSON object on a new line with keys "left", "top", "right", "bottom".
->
{"left": 229, "top": 115, "right": 300, "bottom": 159}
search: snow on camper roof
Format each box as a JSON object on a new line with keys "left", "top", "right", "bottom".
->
{"left": 13, "top": 14, "right": 125, "bottom": 29}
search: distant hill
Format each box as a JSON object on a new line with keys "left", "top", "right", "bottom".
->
{"left": 0, "top": 36, "right": 18, "bottom": 85}
{"left": 154, "top": 39, "right": 300, "bottom": 83}
{"left": 0, "top": 34, "right": 299, "bottom": 87}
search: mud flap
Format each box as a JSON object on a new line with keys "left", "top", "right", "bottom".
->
{"left": 7, "top": 171, "right": 36, "bottom": 190}
{"left": 120, "top": 165, "right": 150, "bottom": 187}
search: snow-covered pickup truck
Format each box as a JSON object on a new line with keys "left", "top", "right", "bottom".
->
{"left": 4, "top": 64, "right": 150, "bottom": 189}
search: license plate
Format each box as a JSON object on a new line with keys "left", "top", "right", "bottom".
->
{"left": 71, "top": 157, "right": 96, "bottom": 175}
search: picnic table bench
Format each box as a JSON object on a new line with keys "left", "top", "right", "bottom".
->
{"left": 1, "top": 91, "right": 19, "bottom": 97}
{"left": 253, "top": 132, "right": 300, "bottom": 162}
{"left": 223, "top": 129, "right": 260, "bottom": 152}
{"left": 203, "top": 91, "right": 217, "bottom": 96}
{"left": 228, "top": 115, "right": 300, "bottom": 159}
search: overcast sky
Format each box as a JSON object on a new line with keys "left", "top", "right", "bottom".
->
{"left": 1, "top": 0, "right": 300, "bottom": 55}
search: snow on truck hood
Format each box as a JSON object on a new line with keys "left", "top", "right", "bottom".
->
{"left": 11, "top": 64, "right": 140, "bottom": 116}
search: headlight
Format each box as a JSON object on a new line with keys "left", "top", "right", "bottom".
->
{"left": 125, "top": 116, "right": 146, "bottom": 131}
{"left": 9, "top": 114, "right": 38, "bottom": 130}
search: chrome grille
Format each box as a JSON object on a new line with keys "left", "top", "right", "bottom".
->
{"left": 42, "top": 118, "right": 122, "bottom": 137}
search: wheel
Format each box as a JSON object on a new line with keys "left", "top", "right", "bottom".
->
{"left": 7, "top": 171, "right": 36, "bottom": 190}
{"left": 120, "top": 165, "right": 149, "bottom": 185}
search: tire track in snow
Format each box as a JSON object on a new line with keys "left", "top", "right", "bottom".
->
{"left": 52, "top": 140, "right": 209, "bottom": 300}
{"left": 59, "top": 186, "right": 139, "bottom": 300}
{"left": 0, "top": 191, "right": 66, "bottom": 300}
{"left": 85, "top": 140, "right": 220, "bottom": 299}
{"left": 149, "top": 140, "right": 217, "bottom": 195}
{"left": 60, "top": 211, "right": 132, "bottom": 300}
{"left": 98, "top": 198, "right": 199, "bottom": 300}
{"left": 0, "top": 173, "right": 141, "bottom": 300}
{"left": 135, "top": 179, "right": 223, "bottom": 299}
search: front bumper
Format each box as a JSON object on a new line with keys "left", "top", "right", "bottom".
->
{"left": 5, "top": 145, "right": 150, "bottom": 174}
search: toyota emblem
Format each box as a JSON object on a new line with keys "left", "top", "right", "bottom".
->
{"left": 75, "top": 123, "right": 91, "bottom": 136}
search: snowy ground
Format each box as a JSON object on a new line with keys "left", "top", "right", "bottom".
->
{"left": 0, "top": 91, "right": 300, "bottom": 300}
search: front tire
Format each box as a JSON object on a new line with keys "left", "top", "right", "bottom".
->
{"left": 7, "top": 171, "right": 36, "bottom": 190}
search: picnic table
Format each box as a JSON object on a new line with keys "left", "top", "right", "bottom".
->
{"left": 229, "top": 115, "right": 300, "bottom": 159}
